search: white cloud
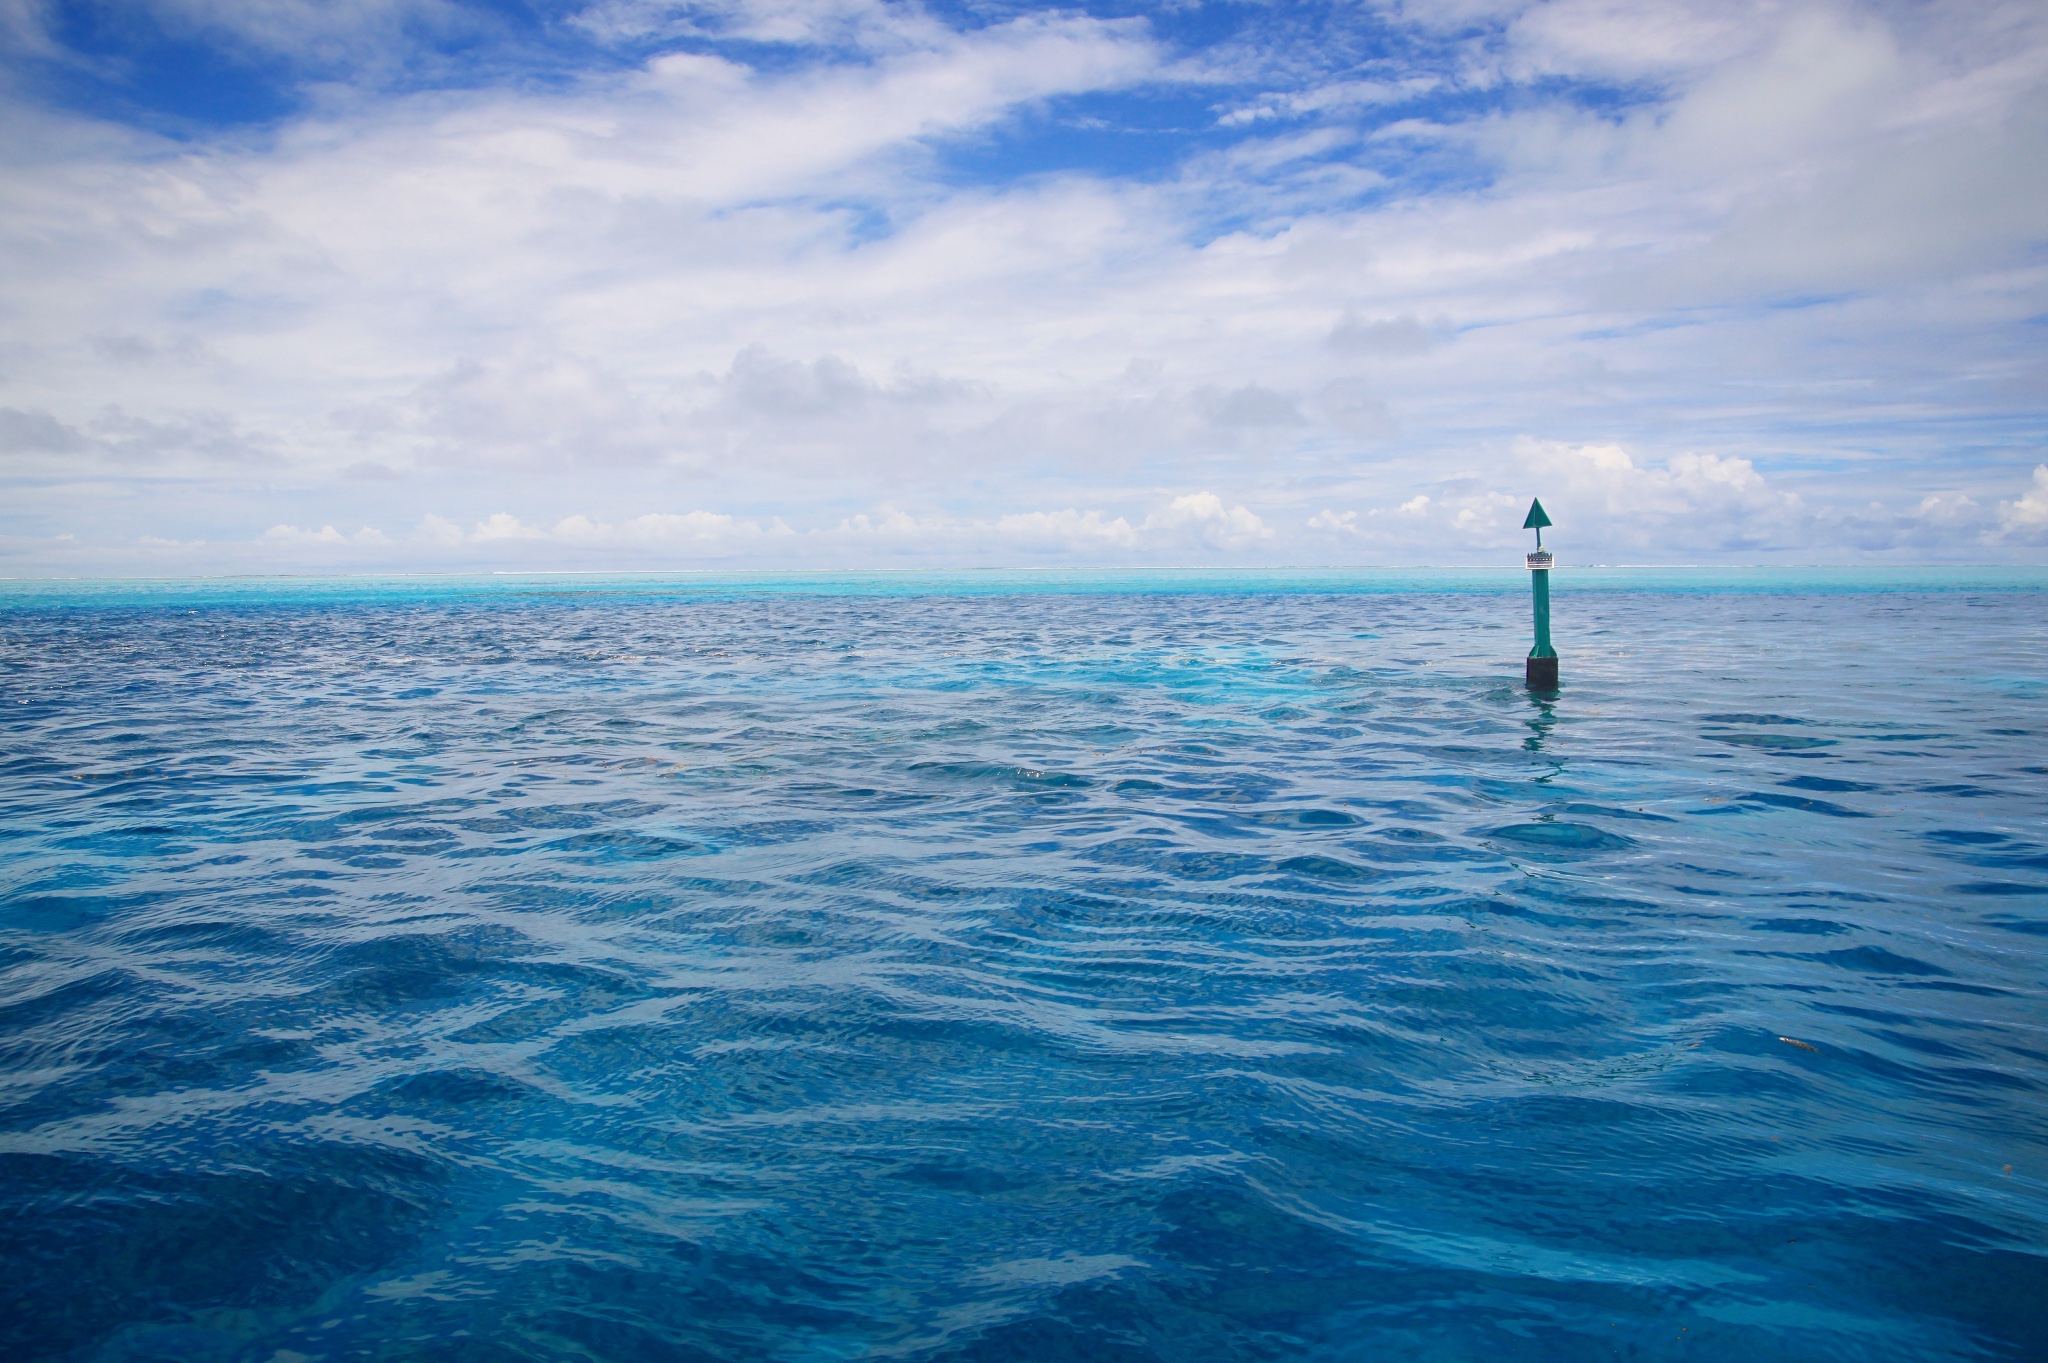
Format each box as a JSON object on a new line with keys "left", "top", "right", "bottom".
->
{"left": 1144, "top": 492, "right": 1273, "bottom": 550}
{"left": 993, "top": 508, "right": 1139, "bottom": 549}
{"left": 1450, "top": 490, "right": 1521, "bottom": 535}
{"left": 573, "top": 0, "right": 950, "bottom": 51}
{"left": 260, "top": 523, "right": 391, "bottom": 546}
{"left": 1508, "top": 437, "right": 1804, "bottom": 551}
{"left": 829, "top": 503, "right": 1157, "bottom": 554}
{"left": 21, "top": 0, "right": 485, "bottom": 73}
{"left": 669, "top": 510, "right": 786, "bottom": 542}
{"left": 1217, "top": 77, "right": 1442, "bottom": 127}
{"left": 2, "top": 0, "right": 2045, "bottom": 570}
{"left": 576, "top": 511, "right": 795, "bottom": 544}
{"left": 470, "top": 512, "right": 548, "bottom": 541}
{"left": 410, "top": 508, "right": 795, "bottom": 548}
{"left": 837, "top": 507, "right": 929, "bottom": 536}
{"left": 1307, "top": 509, "right": 1359, "bottom": 535}
{"left": 415, "top": 514, "right": 465, "bottom": 546}
{"left": 1326, "top": 313, "right": 1434, "bottom": 357}
{"left": 263, "top": 523, "right": 347, "bottom": 545}
{"left": 1502, "top": 0, "right": 1769, "bottom": 83}
{"left": 1998, "top": 464, "right": 2048, "bottom": 537}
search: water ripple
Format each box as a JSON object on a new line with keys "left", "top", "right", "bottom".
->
{"left": 0, "top": 582, "right": 2044, "bottom": 1361}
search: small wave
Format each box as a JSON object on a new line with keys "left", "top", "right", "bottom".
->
{"left": 0, "top": 585, "right": 2042, "bottom": 1362}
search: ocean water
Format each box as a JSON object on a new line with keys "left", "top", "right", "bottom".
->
{"left": 1, "top": 570, "right": 2043, "bottom": 1363}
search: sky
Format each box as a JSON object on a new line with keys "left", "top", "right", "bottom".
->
{"left": 1, "top": 0, "right": 2045, "bottom": 573}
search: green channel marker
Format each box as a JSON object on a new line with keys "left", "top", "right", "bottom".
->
{"left": 1523, "top": 498, "right": 1558, "bottom": 691}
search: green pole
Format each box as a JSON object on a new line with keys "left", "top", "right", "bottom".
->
{"left": 1522, "top": 498, "right": 1558, "bottom": 690}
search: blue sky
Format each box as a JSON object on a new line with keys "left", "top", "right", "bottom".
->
{"left": 2, "top": 0, "right": 2045, "bottom": 571}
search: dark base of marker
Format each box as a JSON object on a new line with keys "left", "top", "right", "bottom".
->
{"left": 1525, "top": 655, "right": 1559, "bottom": 691}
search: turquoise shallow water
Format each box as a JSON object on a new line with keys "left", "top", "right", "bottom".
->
{"left": 1, "top": 570, "right": 2044, "bottom": 1361}
{"left": 6, "top": 564, "right": 2045, "bottom": 609}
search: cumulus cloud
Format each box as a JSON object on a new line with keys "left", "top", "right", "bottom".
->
{"left": 241, "top": 501, "right": 1147, "bottom": 565}
{"left": 829, "top": 498, "right": 1250, "bottom": 557}
{"left": 415, "top": 514, "right": 466, "bottom": 546}
{"left": 1, "top": 0, "right": 2044, "bottom": 570}
{"left": 469, "top": 513, "right": 549, "bottom": 542}
{"left": 1144, "top": 493, "right": 1274, "bottom": 550}
{"left": 411, "top": 509, "right": 796, "bottom": 549}
{"left": 569, "top": 511, "right": 795, "bottom": 544}
{"left": 993, "top": 508, "right": 1139, "bottom": 549}
{"left": 1504, "top": 437, "right": 1805, "bottom": 552}
{"left": 261, "top": 523, "right": 391, "bottom": 546}
{"left": 1999, "top": 465, "right": 2048, "bottom": 538}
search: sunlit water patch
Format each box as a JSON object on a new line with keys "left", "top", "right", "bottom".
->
{"left": 1, "top": 573, "right": 2043, "bottom": 1362}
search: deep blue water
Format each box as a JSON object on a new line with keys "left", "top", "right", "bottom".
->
{"left": 1, "top": 571, "right": 2044, "bottom": 1362}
